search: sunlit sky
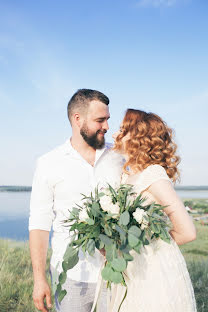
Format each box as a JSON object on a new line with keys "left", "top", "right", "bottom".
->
{"left": 0, "top": 0, "right": 207, "bottom": 186}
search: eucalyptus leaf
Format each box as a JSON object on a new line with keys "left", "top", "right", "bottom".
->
{"left": 133, "top": 241, "right": 142, "bottom": 253}
{"left": 63, "top": 245, "right": 78, "bottom": 261}
{"left": 95, "top": 240, "right": 104, "bottom": 250}
{"left": 59, "top": 271, "right": 67, "bottom": 285}
{"left": 123, "top": 252, "right": 134, "bottom": 261}
{"left": 99, "top": 234, "right": 113, "bottom": 246}
{"left": 128, "top": 233, "right": 139, "bottom": 247}
{"left": 86, "top": 218, "right": 95, "bottom": 225}
{"left": 58, "top": 289, "right": 67, "bottom": 303}
{"left": 101, "top": 265, "right": 114, "bottom": 281}
{"left": 120, "top": 211, "right": 130, "bottom": 226}
{"left": 104, "top": 225, "right": 112, "bottom": 236}
{"left": 111, "top": 257, "right": 127, "bottom": 272}
{"left": 86, "top": 239, "right": 95, "bottom": 256}
{"left": 128, "top": 226, "right": 141, "bottom": 238}
{"left": 105, "top": 244, "right": 117, "bottom": 262}
{"left": 115, "top": 224, "right": 126, "bottom": 240}
{"left": 111, "top": 271, "right": 123, "bottom": 284}
{"left": 91, "top": 202, "right": 100, "bottom": 217}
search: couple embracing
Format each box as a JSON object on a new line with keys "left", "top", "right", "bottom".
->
{"left": 29, "top": 89, "right": 197, "bottom": 312}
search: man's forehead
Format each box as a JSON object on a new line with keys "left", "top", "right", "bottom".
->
{"left": 88, "top": 100, "right": 110, "bottom": 117}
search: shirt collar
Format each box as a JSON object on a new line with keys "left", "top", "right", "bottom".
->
{"left": 63, "top": 138, "right": 107, "bottom": 165}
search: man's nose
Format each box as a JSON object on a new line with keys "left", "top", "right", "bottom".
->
{"left": 103, "top": 120, "right": 109, "bottom": 131}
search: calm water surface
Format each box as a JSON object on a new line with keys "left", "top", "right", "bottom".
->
{"left": 0, "top": 190, "right": 207, "bottom": 241}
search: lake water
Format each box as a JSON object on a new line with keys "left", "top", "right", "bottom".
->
{"left": 0, "top": 190, "right": 208, "bottom": 241}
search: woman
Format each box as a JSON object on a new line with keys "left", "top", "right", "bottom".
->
{"left": 110, "top": 109, "right": 197, "bottom": 312}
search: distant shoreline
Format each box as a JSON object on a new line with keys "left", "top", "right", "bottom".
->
{"left": 1, "top": 185, "right": 208, "bottom": 192}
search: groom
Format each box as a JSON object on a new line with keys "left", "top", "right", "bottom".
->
{"left": 29, "top": 89, "right": 123, "bottom": 312}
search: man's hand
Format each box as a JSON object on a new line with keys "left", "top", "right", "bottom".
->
{"left": 99, "top": 247, "right": 106, "bottom": 257}
{"left": 33, "top": 279, "right": 52, "bottom": 312}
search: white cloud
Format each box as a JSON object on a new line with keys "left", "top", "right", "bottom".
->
{"left": 136, "top": 0, "right": 178, "bottom": 8}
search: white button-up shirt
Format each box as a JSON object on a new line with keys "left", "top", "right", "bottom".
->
{"left": 29, "top": 139, "right": 123, "bottom": 282}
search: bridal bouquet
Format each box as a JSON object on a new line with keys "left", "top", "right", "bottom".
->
{"left": 56, "top": 184, "right": 170, "bottom": 304}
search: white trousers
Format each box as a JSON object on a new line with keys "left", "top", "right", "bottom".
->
{"left": 50, "top": 267, "right": 108, "bottom": 312}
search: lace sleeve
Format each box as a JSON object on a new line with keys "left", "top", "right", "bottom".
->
{"left": 133, "top": 164, "right": 171, "bottom": 194}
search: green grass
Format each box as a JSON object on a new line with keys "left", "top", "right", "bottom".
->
{"left": 0, "top": 239, "right": 56, "bottom": 312}
{"left": 0, "top": 220, "right": 208, "bottom": 311}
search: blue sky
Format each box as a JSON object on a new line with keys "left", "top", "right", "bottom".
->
{"left": 0, "top": 0, "right": 207, "bottom": 185}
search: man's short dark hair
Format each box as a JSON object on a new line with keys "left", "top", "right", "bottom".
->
{"left": 67, "top": 89, "right": 109, "bottom": 123}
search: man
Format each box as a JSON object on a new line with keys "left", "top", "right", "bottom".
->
{"left": 29, "top": 89, "right": 123, "bottom": 312}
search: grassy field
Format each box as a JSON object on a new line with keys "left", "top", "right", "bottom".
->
{"left": 0, "top": 214, "right": 208, "bottom": 311}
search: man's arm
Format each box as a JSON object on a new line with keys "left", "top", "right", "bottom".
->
{"left": 29, "top": 230, "right": 52, "bottom": 312}
{"left": 29, "top": 158, "right": 54, "bottom": 311}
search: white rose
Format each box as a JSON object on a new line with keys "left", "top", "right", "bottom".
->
{"left": 110, "top": 203, "right": 120, "bottom": 218}
{"left": 99, "top": 195, "right": 113, "bottom": 212}
{"left": 79, "top": 209, "right": 89, "bottom": 222}
{"left": 133, "top": 208, "right": 148, "bottom": 224}
{"left": 99, "top": 195, "right": 120, "bottom": 218}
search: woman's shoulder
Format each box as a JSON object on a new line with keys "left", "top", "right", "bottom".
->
{"left": 142, "top": 164, "right": 168, "bottom": 177}
{"left": 132, "top": 164, "right": 171, "bottom": 193}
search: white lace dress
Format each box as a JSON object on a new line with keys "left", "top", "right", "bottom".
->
{"left": 109, "top": 165, "right": 197, "bottom": 312}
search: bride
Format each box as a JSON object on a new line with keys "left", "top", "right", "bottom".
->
{"left": 109, "top": 109, "right": 197, "bottom": 311}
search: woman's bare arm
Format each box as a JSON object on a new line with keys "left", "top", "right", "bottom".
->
{"left": 147, "top": 179, "right": 196, "bottom": 245}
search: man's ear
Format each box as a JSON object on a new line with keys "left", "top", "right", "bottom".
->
{"left": 73, "top": 113, "right": 82, "bottom": 128}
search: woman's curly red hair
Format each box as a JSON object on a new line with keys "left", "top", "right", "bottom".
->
{"left": 114, "top": 109, "right": 180, "bottom": 182}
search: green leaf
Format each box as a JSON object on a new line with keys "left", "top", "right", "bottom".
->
{"left": 98, "top": 192, "right": 105, "bottom": 198}
{"left": 115, "top": 224, "right": 126, "bottom": 240}
{"left": 150, "top": 223, "right": 159, "bottom": 234}
{"left": 95, "top": 240, "right": 104, "bottom": 250}
{"left": 128, "top": 233, "right": 139, "bottom": 247}
{"left": 128, "top": 226, "right": 141, "bottom": 238}
{"left": 111, "top": 271, "right": 123, "bottom": 284}
{"left": 111, "top": 257, "right": 127, "bottom": 272}
{"left": 59, "top": 271, "right": 67, "bottom": 285}
{"left": 58, "top": 289, "right": 67, "bottom": 303}
{"left": 91, "top": 202, "right": 100, "bottom": 217}
{"left": 86, "top": 218, "right": 95, "bottom": 225}
{"left": 133, "top": 241, "right": 142, "bottom": 253}
{"left": 119, "top": 211, "right": 130, "bottom": 226}
{"left": 108, "top": 184, "right": 117, "bottom": 197}
{"left": 56, "top": 283, "right": 61, "bottom": 294}
{"left": 63, "top": 245, "right": 79, "bottom": 270}
{"left": 104, "top": 224, "right": 112, "bottom": 236}
{"left": 159, "top": 227, "right": 171, "bottom": 243}
{"left": 86, "top": 239, "right": 95, "bottom": 256}
{"left": 105, "top": 244, "right": 117, "bottom": 262}
{"left": 99, "top": 234, "right": 113, "bottom": 246}
{"left": 123, "top": 252, "right": 134, "bottom": 261}
{"left": 101, "top": 265, "right": 114, "bottom": 281}
{"left": 63, "top": 245, "right": 78, "bottom": 261}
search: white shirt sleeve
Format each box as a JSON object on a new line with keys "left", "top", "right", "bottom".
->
{"left": 29, "top": 157, "right": 54, "bottom": 231}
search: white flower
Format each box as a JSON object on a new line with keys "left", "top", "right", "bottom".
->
{"left": 109, "top": 203, "right": 120, "bottom": 218}
{"left": 133, "top": 208, "right": 149, "bottom": 229}
{"left": 99, "top": 195, "right": 120, "bottom": 218}
{"left": 79, "top": 209, "right": 89, "bottom": 222}
{"left": 141, "top": 222, "right": 148, "bottom": 230}
{"left": 127, "top": 195, "right": 135, "bottom": 206}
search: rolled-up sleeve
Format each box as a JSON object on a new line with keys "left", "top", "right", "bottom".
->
{"left": 29, "top": 158, "right": 54, "bottom": 231}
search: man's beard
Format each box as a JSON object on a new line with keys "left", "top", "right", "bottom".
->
{"left": 80, "top": 124, "right": 106, "bottom": 149}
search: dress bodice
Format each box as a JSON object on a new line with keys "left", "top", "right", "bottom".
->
{"left": 121, "top": 164, "right": 170, "bottom": 197}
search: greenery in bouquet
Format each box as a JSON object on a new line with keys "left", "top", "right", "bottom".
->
{"left": 56, "top": 184, "right": 171, "bottom": 305}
